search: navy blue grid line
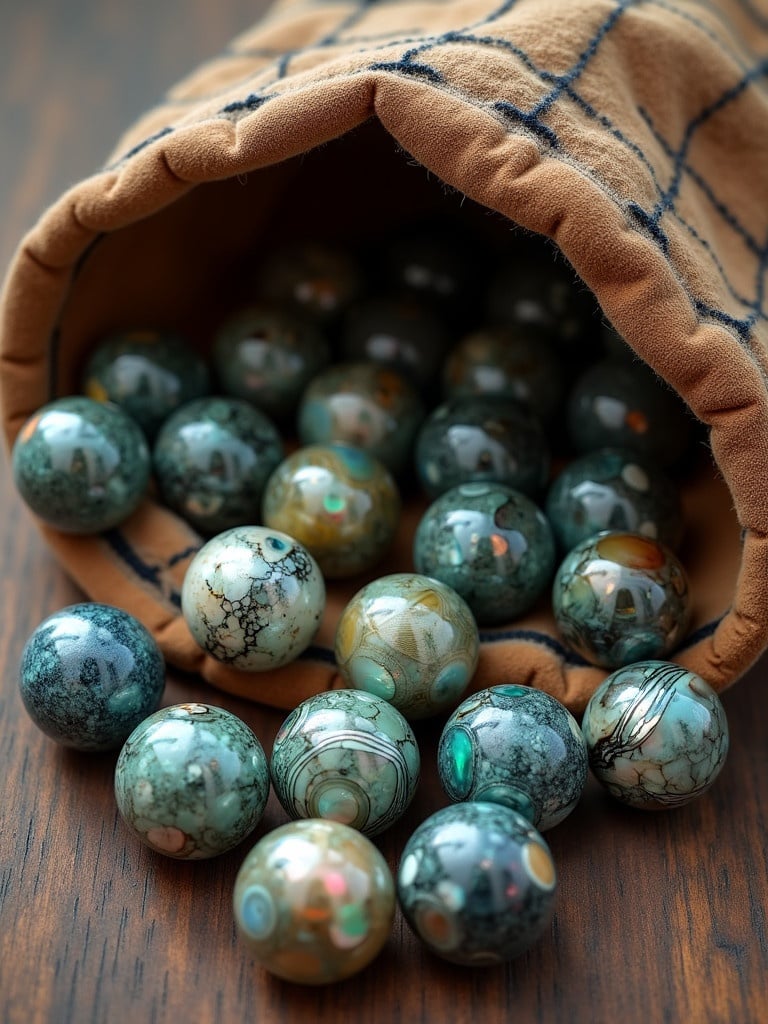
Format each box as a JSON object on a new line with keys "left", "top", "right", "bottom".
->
{"left": 654, "top": 0, "right": 758, "bottom": 71}
{"left": 734, "top": 0, "right": 768, "bottom": 31}
{"left": 103, "top": 531, "right": 183, "bottom": 608}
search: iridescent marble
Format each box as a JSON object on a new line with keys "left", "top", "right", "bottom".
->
{"left": 255, "top": 240, "right": 362, "bottom": 323}
{"left": 12, "top": 396, "right": 150, "bottom": 533}
{"left": 413, "top": 483, "right": 556, "bottom": 625}
{"left": 233, "top": 819, "right": 395, "bottom": 984}
{"left": 545, "top": 448, "right": 683, "bottom": 553}
{"left": 18, "top": 603, "right": 165, "bottom": 751}
{"left": 114, "top": 703, "right": 269, "bottom": 858}
{"left": 335, "top": 573, "right": 479, "bottom": 720}
{"left": 181, "top": 526, "right": 325, "bottom": 670}
{"left": 566, "top": 358, "right": 693, "bottom": 467}
{"left": 212, "top": 305, "right": 330, "bottom": 421}
{"left": 297, "top": 362, "right": 425, "bottom": 475}
{"left": 81, "top": 329, "right": 210, "bottom": 439}
{"left": 397, "top": 802, "right": 557, "bottom": 965}
{"left": 153, "top": 396, "right": 283, "bottom": 534}
{"left": 269, "top": 690, "right": 420, "bottom": 837}
{"left": 438, "top": 685, "right": 588, "bottom": 829}
{"left": 581, "top": 661, "right": 729, "bottom": 808}
{"left": 262, "top": 444, "right": 400, "bottom": 579}
{"left": 552, "top": 532, "right": 691, "bottom": 669}
{"left": 414, "top": 396, "right": 550, "bottom": 500}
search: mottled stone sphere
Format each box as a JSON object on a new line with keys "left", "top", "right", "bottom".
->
{"left": 114, "top": 703, "right": 270, "bottom": 858}
{"left": 12, "top": 396, "right": 150, "bottom": 533}
{"left": 413, "top": 483, "right": 556, "bottom": 626}
{"left": 255, "top": 240, "right": 362, "bottom": 323}
{"left": 19, "top": 603, "right": 165, "bottom": 751}
{"left": 181, "top": 526, "right": 325, "bottom": 671}
{"left": 397, "top": 802, "right": 557, "bottom": 966}
{"left": 153, "top": 396, "right": 283, "bottom": 535}
{"left": 233, "top": 819, "right": 395, "bottom": 984}
{"left": 581, "top": 661, "right": 729, "bottom": 808}
{"left": 552, "top": 532, "right": 691, "bottom": 669}
{"left": 262, "top": 443, "right": 401, "bottom": 579}
{"left": 335, "top": 573, "right": 479, "bottom": 720}
{"left": 382, "top": 225, "right": 474, "bottom": 311}
{"left": 438, "top": 685, "right": 588, "bottom": 829}
{"left": 270, "top": 690, "right": 420, "bottom": 837}
{"left": 81, "top": 328, "right": 210, "bottom": 439}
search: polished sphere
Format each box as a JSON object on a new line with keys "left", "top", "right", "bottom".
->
{"left": 255, "top": 240, "right": 362, "bottom": 322}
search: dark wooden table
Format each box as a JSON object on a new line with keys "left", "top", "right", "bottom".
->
{"left": 1, "top": 3, "right": 767, "bottom": 1022}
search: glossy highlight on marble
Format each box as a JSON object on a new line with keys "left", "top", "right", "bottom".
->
{"left": 255, "top": 240, "right": 362, "bottom": 323}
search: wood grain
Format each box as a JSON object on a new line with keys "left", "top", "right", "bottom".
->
{"left": 1, "top": 2, "right": 767, "bottom": 1022}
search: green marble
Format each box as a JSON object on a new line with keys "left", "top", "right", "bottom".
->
{"left": 12, "top": 396, "right": 150, "bottom": 533}
{"left": 397, "top": 802, "right": 557, "bottom": 966}
{"left": 255, "top": 240, "right": 362, "bottom": 323}
{"left": 114, "top": 702, "right": 269, "bottom": 859}
{"left": 581, "top": 661, "right": 729, "bottom": 808}
{"left": 269, "top": 690, "right": 420, "bottom": 837}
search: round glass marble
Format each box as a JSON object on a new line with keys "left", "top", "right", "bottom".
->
{"left": 270, "top": 690, "right": 420, "bottom": 837}
{"left": 114, "top": 703, "right": 270, "bottom": 859}
{"left": 81, "top": 328, "right": 210, "bottom": 439}
{"left": 335, "top": 573, "right": 479, "bottom": 720}
{"left": 212, "top": 304, "right": 330, "bottom": 421}
{"left": 255, "top": 240, "right": 362, "bottom": 323}
{"left": 18, "top": 603, "right": 165, "bottom": 751}
{"left": 438, "top": 685, "right": 588, "bottom": 829}
{"left": 297, "top": 361, "right": 425, "bottom": 475}
{"left": 414, "top": 396, "right": 550, "bottom": 500}
{"left": 262, "top": 443, "right": 400, "bottom": 579}
{"left": 12, "top": 396, "right": 150, "bottom": 533}
{"left": 181, "top": 526, "right": 325, "bottom": 671}
{"left": 397, "top": 802, "right": 557, "bottom": 966}
{"left": 233, "top": 819, "right": 395, "bottom": 985}
{"left": 581, "top": 661, "right": 729, "bottom": 808}
{"left": 153, "top": 396, "right": 283, "bottom": 535}
{"left": 381, "top": 225, "right": 475, "bottom": 313}
{"left": 413, "top": 482, "right": 556, "bottom": 626}
{"left": 546, "top": 447, "right": 683, "bottom": 553}
{"left": 552, "top": 531, "right": 691, "bottom": 669}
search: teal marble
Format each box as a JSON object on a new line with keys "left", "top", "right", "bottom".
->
{"left": 438, "top": 686, "right": 588, "bottom": 829}
{"left": 334, "top": 573, "right": 479, "bottom": 720}
{"left": 397, "top": 802, "right": 557, "bottom": 966}
{"left": 566, "top": 358, "right": 693, "bottom": 467}
{"left": 153, "top": 396, "right": 283, "bottom": 534}
{"left": 81, "top": 329, "right": 210, "bottom": 439}
{"left": 114, "top": 702, "right": 269, "bottom": 859}
{"left": 552, "top": 531, "right": 691, "bottom": 669}
{"left": 414, "top": 396, "right": 550, "bottom": 500}
{"left": 269, "top": 690, "right": 420, "bottom": 837}
{"left": 233, "top": 819, "right": 395, "bottom": 984}
{"left": 12, "top": 396, "right": 150, "bottom": 533}
{"left": 255, "top": 240, "right": 362, "bottom": 323}
{"left": 545, "top": 448, "right": 684, "bottom": 553}
{"left": 181, "top": 526, "right": 325, "bottom": 670}
{"left": 261, "top": 443, "right": 401, "bottom": 579}
{"left": 296, "top": 361, "right": 425, "bottom": 475}
{"left": 581, "top": 661, "right": 729, "bottom": 808}
{"left": 18, "top": 602, "right": 165, "bottom": 751}
{"left": 413, "top": 482, "right": 556, "bottom": 625}
{"left": 212, "top": 305, "right": 330, "bottom": 421}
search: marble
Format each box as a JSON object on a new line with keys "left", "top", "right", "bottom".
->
{"left": 382, "top": 226, "right": 474, "bottom": 313}
{"left": 153, "top": 396, "right": 283, "bottom": 534}
{"left": 233, "top": 819, "right": 395, "bottom": 984}
{"left": 262, "top": 443, "right": 401, "bottom": 579}
{"left": 552, "top": 531, "right": 691, "bottom": 669}
{"left": 181, "top": 526, "right": 325, "bottom": 671}
{"left": 581, "top": 661, "right": 729, "bottom": 808}
{"left": 438, "top": 685, "right": 588, "bottom": 829}
{"left": 212, "top": 305, "right": 330, "bottom": 421}
{"left": 414, "top": 396, "right": 550, "bottom": 500}
{"left": 114, "top": 703, "right": 269, "bottom": 858}
{"left": 413, "top": 482, "right": 556, "bottom": 625}
{"left": 334, "top": 573, "right": 479, "bottom": 720}
{"left": 12, "top": 396, "right": 150, "bottom": 533}
{"left": 296, "top": 361, "right": 425, "bottom": 475}
{"left": 255, "top": 240, "right": 362, "bottom": 323}
{"left": 545, "top": 447, "right": 684, "bottom": 553}
{"left": 81, "top": 328, "right": 210, "bottom": 439}
{"left": 397, "top": 802, "right": 557, "bottom": 965}
{"left": 269, "top": 690, "right": 420, "bottom": 837}
{"left": 18, "top": 602, "right": 165, "bottom": 751}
